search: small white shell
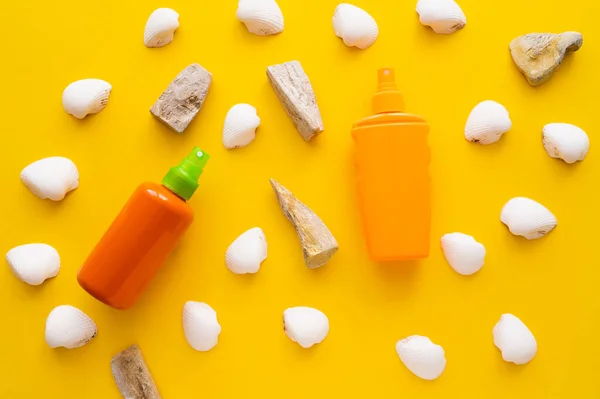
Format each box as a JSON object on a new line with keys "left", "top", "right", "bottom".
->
{"left": 236, "top": 0, "right": 284, "bottom": 36}
{"left": 222, "top": 104, "right": 261, "bottom": 150}
{"left": 6, "top": 244, "right": 60, "bottom": 285}
{"left": 62, "top": 79, "right": 112, "bottom": 119}
{"left": 144, "top": 8, "right": 180, "bottom": 48}
{"left": 225, "top": 227, "right": 267, "bottom": 274}
{"left": 465, "top": 100, "right": 512, "bottom": 144}
{"left": 21, "top": 157, "right": 79, "bottom": 201}
{"left": 416, "top": 0, "right": 466, "bottom": 34}
{"left": 395, "top": 335, "right": 446, "bottom": 380}
{"left": 332, "top": 3, "right": 379, "bottom": 50}
{"left": 440, "top": 233, "right": 485, "bottom": 276}
{"left": 283, "top": 306, "right": 329, "bottom": 348}
{"left": 542, "top": 123, "right": 590, "bottom": 164}
{"left": 500, "top": 197, "right": 557, "bottom": 240}
{"left": 182, "top": 301, "right": 221, "bottom": 352}
{"left": 45, "top": 305, "right": 97, "bottom": 349}
{"left": 493, "top": 314, "right": 537, "bottom": 365}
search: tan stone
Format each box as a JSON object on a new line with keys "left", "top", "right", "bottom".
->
{"left": 150, "top": 63, "right": 212, "bottom": 133}
{"left": 509, "top": 32, "right": 583, "bottom": 86}
{"left": 111, "top": 345, "right": 162, "bottom": 399}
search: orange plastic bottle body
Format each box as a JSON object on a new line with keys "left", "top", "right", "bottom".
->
{"left": 77, "top": 182, "right": 194, "bottom": 309}
{"left": 352, "top": 114, "right": 431, "bottom": 261}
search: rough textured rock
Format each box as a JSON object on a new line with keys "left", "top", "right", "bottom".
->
{"left": 267, "top": 61, "right": 324, "bottom": 141}
{"left": 111, "top": 345, "right": 162, "bottom": 399}
{"left": 150, "top": 63, "right": 212, "bottom": 133}
{"left": 509, "top": 32, "right": 583, "bottom": 86}
{"left": 270, "top": 178, "right": 338, "bottom": 268}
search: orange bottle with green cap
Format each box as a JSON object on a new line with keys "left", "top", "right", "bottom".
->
{"left": 77, "top": 147, "right": 209, "bottom": 309}
{"left": 352, "top": 68, "right": 431, "bottom": 261}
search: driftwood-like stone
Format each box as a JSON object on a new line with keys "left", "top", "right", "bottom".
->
{"left": 267, "top": 61, "right": 324, "bottom": 141}
{"left": 270, "top": 179, "right": 338, "bottom": 268}
{"left": 150, "top": 63, "right": 212, "bottom": 133}
{"left": 111, "top": 345, "right": 162, "bottom": 399}
{"left": 509, "top": 32, "right": 583, "bottom": 86}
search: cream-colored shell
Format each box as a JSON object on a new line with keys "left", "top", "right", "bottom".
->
{"left": 222, "top": 104, "right": 261, "bottom": 150}
{"left": 21, "top": 157, "right": 79, "bottom": 201}
{"left": 144, "top": 8, "right": 180, "bottom": 48}
{"left": 225, "top": 227, "right": 267, "bottom": 274}
{"left": 62, "top": 79, "right": 112, "bottom": 119}
{"left": 396, "top": 335, "right": 446, "bottom": 380}
{"left": 500, "top": 197, "right": 557, "bottom": 240}
{"left": 493, "top": 314, "right": 537, "bottom": 365}
{"left": 416, "top": 0, "right": 466, "bottom": 34}
{"left": 465, "top": 100, "right": 512, "bottom": 144}
{"left": 440, "top": 233, "right": 485, "bottom": 276}
{"left": 283, "top": 306, "right": 329, "bottom": 348}
{"left": 45, "top": 305, "right": 97, "bottom": 349}
{"left": 6, "top": 243, "right": 60, "bottom": 285}
{"left": 332, "top": 3, "right": 379, "bottom": 50}
{"left": 236, "top": 0, "right": 284, "bottom": 36}
{"left": 182, "top": 301, "right": 221, "bottom": 352}
{"left": 542, "top": 123, "right": 589, "bottom": 164}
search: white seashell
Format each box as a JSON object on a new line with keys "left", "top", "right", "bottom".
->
{"left": 225, "top": 227, "right": 267, "bottom": 274}
{"left": 283, "top": 306, "right": 329, "bottom": 348}
{"left": 396, "top": 335, "right": 446, "bottom": 380}
{"left": 332, "top": 4, "right": 379, "bottom": 50}
{"left": 464, "top": 100, "right": 512, "bottom": 145}
{"left": 500, "top": 197, "right": 557, "bottom": 240}
{"left": 144, "top": 8, "right": 180, "bottom": 48}
{"left": 6, "top": 244, "right": 60, "bottom": 285}
{"left": 493, "top": 314, "right": 537, "bottom": 365}
{"left": 236, "top": 0, "right": 284, "bottom": 36}
{"left": 542, "top": 123, "right": 590, "bottom": 164}
{"left": 62, "top": 79, "right": 112, "bottom": 119}
{"left": 182, "top": 301, "right": 221, "bottom": 351}
{"left": 45, "top": 305, "right": 97, "bottom": 349}
{"left": 440, "top": 233, "right": 485, "bottom": 276}
{"left": 20, "top": 157, "right": 79, "bottom": 201}
{"left": 222, "top": 104, "right": 261, "bottom": 150}
{"left": 416, "top": 0, "right": 466, "bottom": 34}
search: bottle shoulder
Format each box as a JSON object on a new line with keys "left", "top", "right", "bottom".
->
{"left": 134, "top": 182, "right": 194, "bottom": 218}
{"left": 353, "top": 113, "right": 427, "bottom": 129}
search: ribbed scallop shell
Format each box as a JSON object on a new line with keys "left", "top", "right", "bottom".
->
{"left": 236, "top": 0, "right": 284, "bottom": 36}
{"left": 6, "top": 243, "right": 60, "bottom": 285}
{"left": 225, "top": 227, "right": 267, "bottom": 274}
{"left": 493, "top": 314, "right": 537, "bottom": 365}
{"left": 416, "top": 0, "right": 466, "bottom": 34}
{"left": 182, "top": 301, "right": 221, "bottom": 351}
{"left": 62, "top": 79, "right": 112, "bottom": 119}
{"left": 542, "top": 123, "right": 590, "bottom": 164}
{"left": 396, "top": 335, "right": 446, "bottom": 380}
{"left": 283, "top": 307, "right": 329, "bottom": 348}
{"left": 464, "top": 100, "right": 512, "bottom": 145}
{"left": 144, "top": 8, "right": 180, "bottom": 48}
{"left": 20, "top": 157, "right": 79, "bottom": 201}
{"left": 440, "top": 233, "right": 485, "bottom": 276}
{"left": 45, "top": 305, "right": 97, "bottom": 349}
{"left": 500, "top": 197, "right": 557, "bottom": 240}
{"left": 332, "top": 3, "right": 379, "bottom": 49}
{"left": 222, "top": 104, "right": 261, "bottom": 150}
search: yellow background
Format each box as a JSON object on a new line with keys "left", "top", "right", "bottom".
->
{"left": 0, "top": 0, "right": 597, "bottom": 397}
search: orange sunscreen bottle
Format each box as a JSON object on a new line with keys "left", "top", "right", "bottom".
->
{"left": 351, "top": 68, "right": 431, "bottom": 261}
{"left": 77, "top": 147, "right": 209, "bottom": 309}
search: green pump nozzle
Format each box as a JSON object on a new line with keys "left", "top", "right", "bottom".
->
{"left": 162, "top": 147, "right": 210, "bottom": 201}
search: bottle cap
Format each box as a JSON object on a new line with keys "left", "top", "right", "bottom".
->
{"left": 162, "top": 147, "right": 210, "bottom": 201}
{"left": 372, "top": 68, "right": 405, "bottom": 114}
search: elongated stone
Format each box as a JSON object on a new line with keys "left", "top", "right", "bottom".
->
{"left": 111, "top": 345, "right": 161, "bottom": 399}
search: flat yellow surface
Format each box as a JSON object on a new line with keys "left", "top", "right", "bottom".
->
{"left": 0, "top": 0, "right": 597, "bottom": 397}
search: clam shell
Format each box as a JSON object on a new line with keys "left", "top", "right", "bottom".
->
{"left": 396, "top": 335, "right": 446, "bottom": 380}
{"left": 416, "top": 0, "right": 466, "bottom": 34}
{"left": 440, "top": 233, "right": 485, "bottom": 276}
{"left": 236, "top": 0, "right": 284, "bottom": 36}
{"left": 464, "top": 100, "right": 512, "bottom": 145}
{"left": 6, "top": 243, "right": 60, "bottom": 285}
{"left": 222, "top": 104, "right": 261, "bottom": 150}
{"left": 332, "top": 3, "right": 379, "bottom": 49}
{"left": 493, "top": 314, "right": 537, "bottom": 365}
{"left": 182, "top": 301, "right": 221, "bottom": 351}
{"left": 542, "top": 123, "right": 589, "bottom": 164}
{"left": 500, "top": 197, "right": 557, "bottom": 240}
{"left": 20, "top": 157, "right": 79, "bottom": 201}
{"left": 144, "top": 8, "right": 180, "bottom": 48}
{"left": 283, "top": 306, "right": 329, "bottom": 348}
{"left": 62, "top": 79, "right": 112, "bottom": 119}
{"left": 225, "top": 227, "right": 267, "bottom": 274}
{"left": 45, "top": 305, "right": 97, "bottom": 349}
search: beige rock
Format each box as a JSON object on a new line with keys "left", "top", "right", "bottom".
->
{"left": 509, "top": 32, "right": 583, "bottom": 86}
{"left": 270, "top": 179, "right": 338, "bottom": 268}
{"left": 150, "top": 64, "right": 212, "bottom": 133}
{"left": 267, "top": 61, "right": 324, "bottom": 141}
{"left": 111, "top": 345, "right": 162, "bottom": 399}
